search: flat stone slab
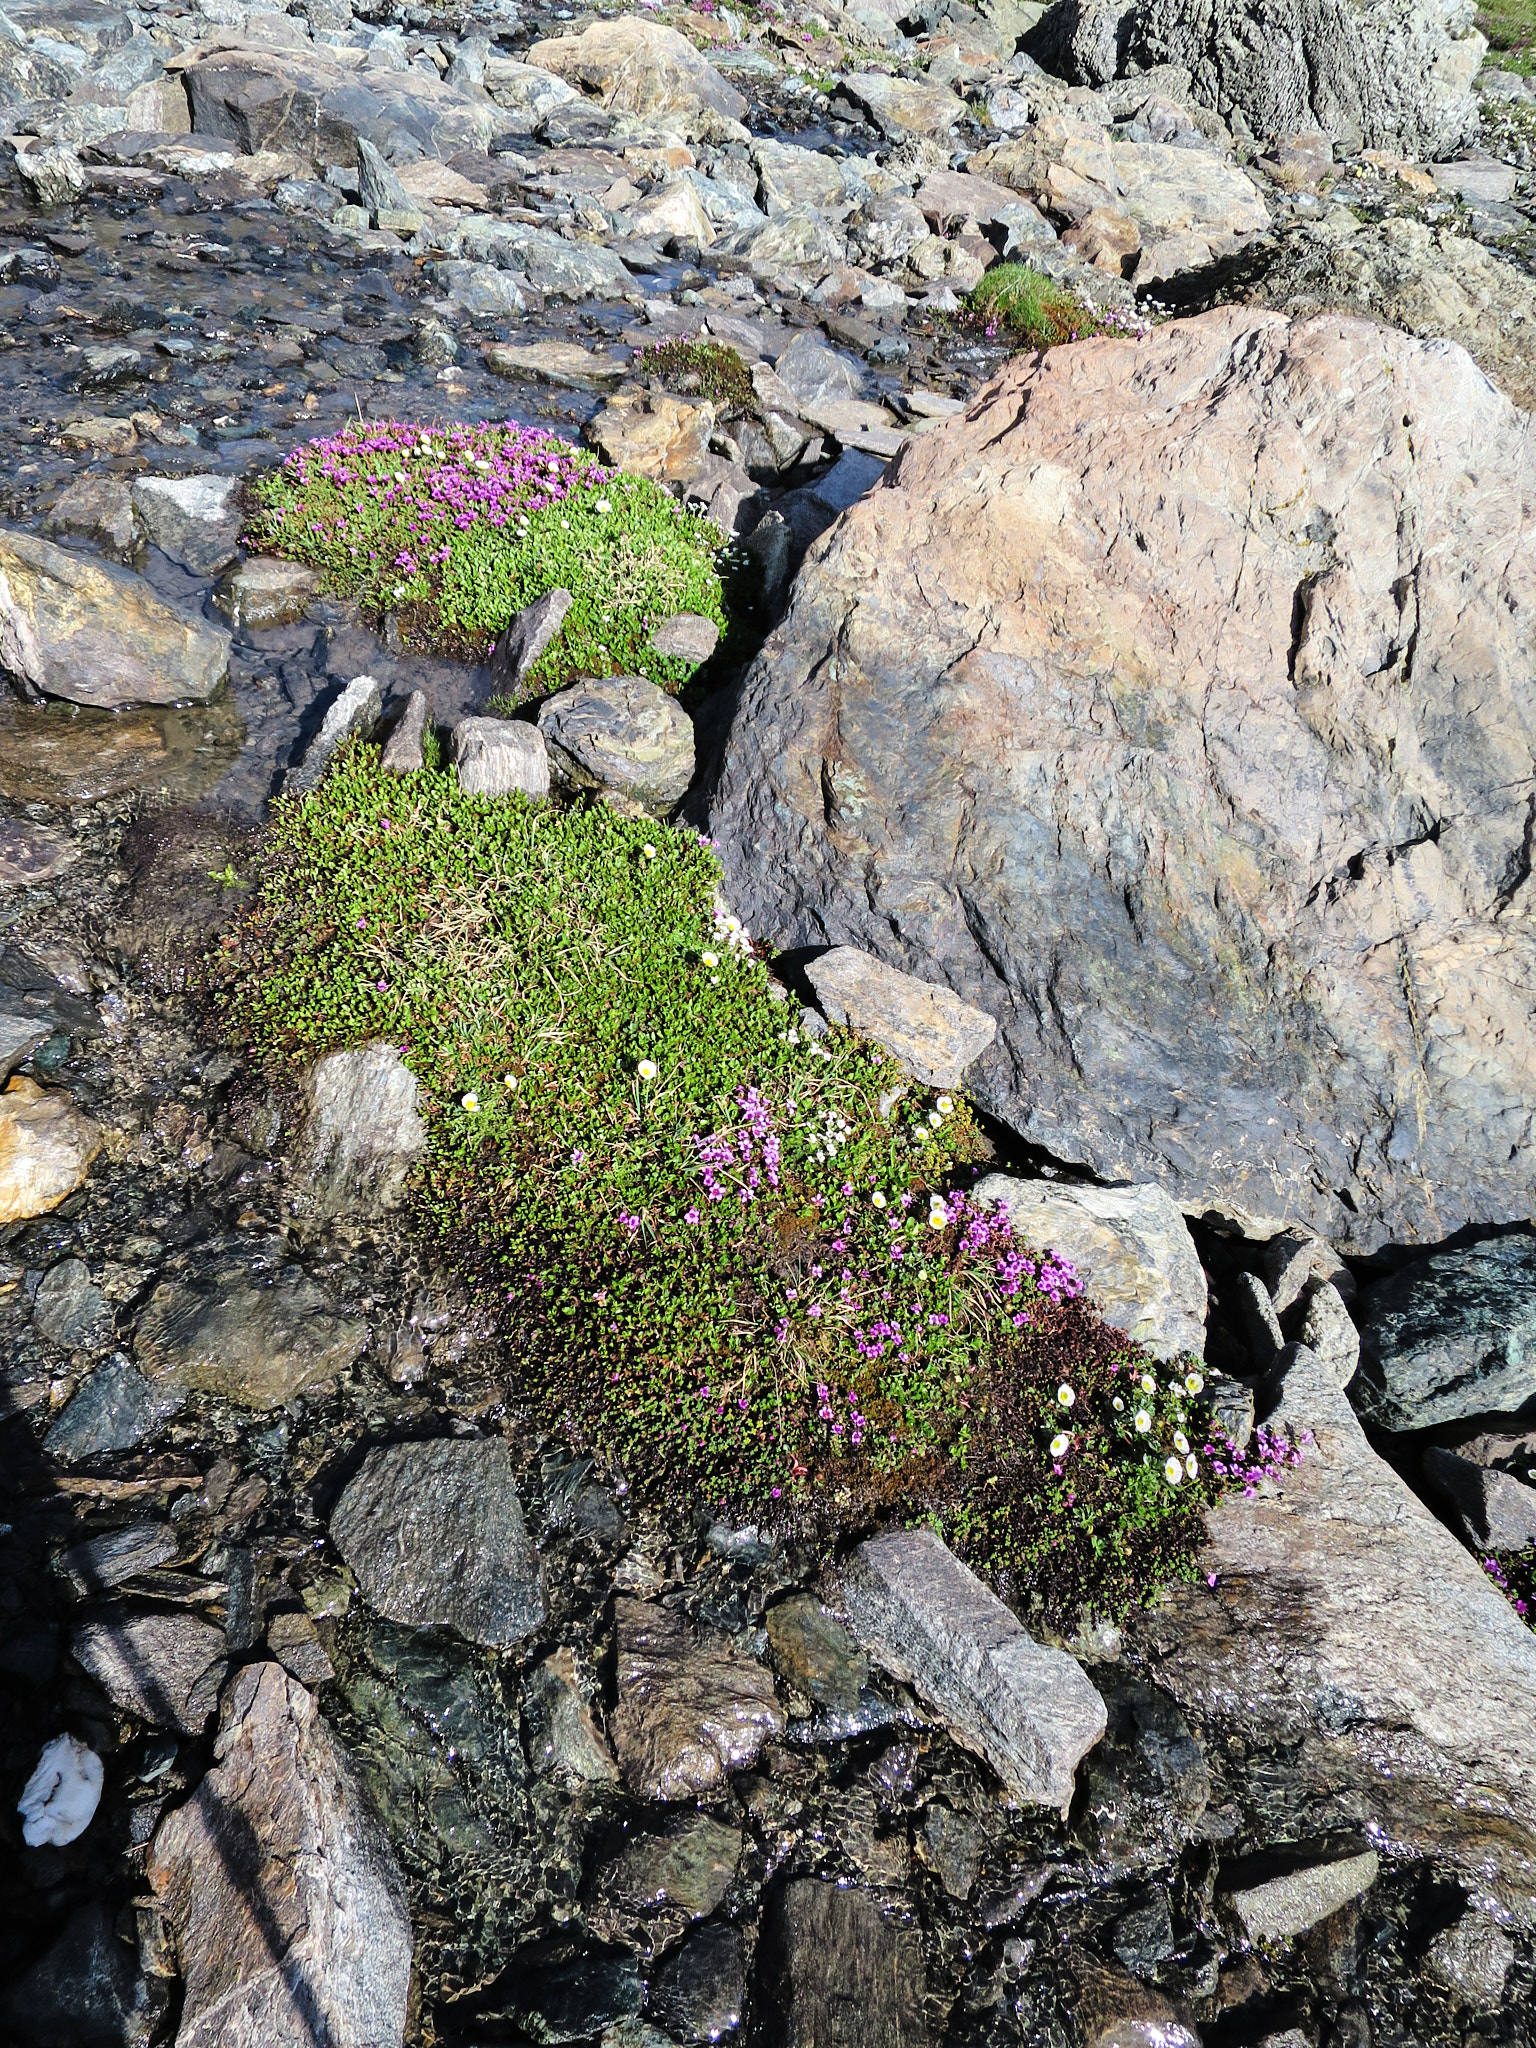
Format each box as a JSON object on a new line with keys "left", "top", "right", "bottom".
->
{"left": 296, "top": 1041, "right": 426, "bottom": 1217}
{"left": 72, "top": 1612, "right": 227, "bottom": 1734}
{"left": 840, "top": 1527, "right": 1107, "bottom": 1815}
{"left": 974, "top": 1174, "right": 1208, "bottom": 1362}
{"left": 330, "top": 1437, "right": 545, "bottom": 1648}
{"left": 806, "top": 946, "right": 997, "bottom": 1090}
{"left": 483, "top": 340, "right": 628, "bottom": 390}
{"left": 1354, "top": 1231, "right": 1536, "bottom": 1432}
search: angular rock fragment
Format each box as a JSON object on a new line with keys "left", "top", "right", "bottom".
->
{"left": 841, "top": 1527, "right": 1106, "bottom": 1815}
{"left": 45, "top": 1353, "right": 188, "bottom": 1462}
{"left": 483, "top": 340, "right": 627, "bottom": 390}
{"left": 610, "top": 1597, "right": 784, "bottom": 1800}
{"left": 380, "top": 689, "right": 430, "bottom": 775}
{"left": 330, "top": 1438, "right": 544, "bottom": 1648}
{"left": 1424, "top": 1446, "right": 1536, "bottom": 1552}
{"left": 72, "top": 1612, "right": 226, "bottom": 1734}
{"left": 283, "top": 675, "right": 381, "bottom": 797}
{"left": 974, "top": 1175, "right": 1207, "bottom": 1361}
{"left": 32, "top": 1255, "right": 112, "bottom": 1351}
{"left": 58, "top": 1520, "right": 177, "bottom": 1595}
{"left": 649, "top": 613, "right": 719, "bottom": 665}
{"left": 760, "top": 1879, "right": 928, "bottom": 2048}
{"left": 214, "top": 556, "right": 320, "bottom": 630}
{"left": 451, "top": 715, "right": 551, "bottom": 801}
{"left": 0, "top": 1075, "right": 102, "bottom": 1224}
{"left": 1355, "top": 1232, "right": 1536, "bottom": 1431}
{"left": 806, "top": 947, "right": 996, "bottom": 1090}
{"left": 1225, "top": 1849, "right": 1379, "bottom": 1943}
{"left": 148, "top": 1662, "right": 412, "bottom": 2048}
{"left": 132, "top": 474, "right": 242, "bottom": 575}
{"left": 491, "top": 586, "right": 573, "bottom": 694}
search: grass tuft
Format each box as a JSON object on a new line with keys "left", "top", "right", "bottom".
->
{"left": 964, "top": 262, "right": 1141, "bottom": 348}
{"left": 639, "top": 337, "right": 757, "bottom": 409}
{"left": 214, "top": 747, "right": 1281, "bottom": 1629}
{"left": 246, "top": 419, "right": 726, "bottom": 693}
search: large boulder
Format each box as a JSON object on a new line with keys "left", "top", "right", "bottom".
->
{"left": 148, "top": 1662, "right": 412, "bottom": 2048}
{"left": 537, "top": 674, "right": 696, "bottom": 811}
{"left": 1122, "top": 0, "right": 1484, "bottom": 158}
{"left": 184, "top": 45, "right": 498, "bottom": 166}
{"left": 0, "top": 530, "right": 230, "bottom": 709}
{"left": 708, "top": 311, "right": 1536, "bottom": 1252}
{"left": 526, "top": 17, "right": 746, "bottom": 139}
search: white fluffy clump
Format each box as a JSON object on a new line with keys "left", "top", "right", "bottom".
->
{"left": 18, "top": 1733, "right": 104, "bottom": 1847}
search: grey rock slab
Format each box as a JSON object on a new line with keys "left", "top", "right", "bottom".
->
{"left": 1129, "top": 1341, "right": 1536, "bottom": 1911}
{"left": 131, "top": 473, "right": 242, "bottom": 576}
{"left": 610, "top": 1596, "right": 784, "bottom": 1801}
{"left": 32, "top": 1254, "right": 112, "bottom": 1350}
{"left": 648, "top": 612, "right": 719, "bottom": 664}
{"left": 380, "top": 688, "right": 430, "bottom": 775}
{"left": 0, "top": 528, "right": 229, "bottom": 708}
{"left": 329, "top": 1437, "right": 545, "bottom": 1647}
{"left": 284, "top": 674, "right": 381, "bottom": 797}
{"left": 649, "top": 1923, "right": 746, "bottom": 2046}
{"left": 295, "top": 1041, "right": 425, "bottom": 1216}
{"left": 1226, "top": 1849, "right": 1379, "bottom": 1942}
{"left": 434, "top": 259, "right": 529, "bottom": 316}
{"left": 72, "top": 1611, "right": 227, "bottom": 1734}
{"left": 44, "top": 475, "right": 141, "bottom": 562}
{"left": 484, "top": 339, "right": 628, "bottom": 390}
{"left": 774, "top": 330, "right": 867, "bottom": 407}
{"left": 974, "top": 1175, "right": 1208, "bottom": 1361}
{"left": 148, "top": 1661, "right": 412, "bottom": 2048}
{"left": 536, "top": 673, "right": 695, "bottom": 810}
{"left": 44, "top": 1353, "right": 188, "bottom": 1462}
{"left": 592, "top": 1812, "right": 742, "bottom": 1949}
{"left": 134, "top": 1244, "right": 366, "bottom": 1411}
{"left": 0, "top": 1007, "right": 48, "bottom": 1080}
{"left": 708, "top": 311, "right": 1536, "bottom": 1251}
{"left": 356, "top": 134, "right": 407, "bottom": 214}
{"left": 1424, "top": 1445, "right": 1536, "bottom": 1551}
{"left": 1262, "top": 1226, "right": 1354, "bottom": 1312}
{"left": 59, "top": 1520, "right": 177, "bottom": 1595}
{"left": 266, "top": 1610, "right": 335, "bottom": 1689}
{"left": 1297, "top": 1277, "right": 1359, "bottom": 1388}
{"left": 762, "top": 1879, "right": 929, "bottom": 2048}
{"left": 841, "top": 1526, "right": 1107, "bottom": 1814}
{"left": 451, "top": 714, "right": 551, "bottom": 801}
{"left": 1355, "top": 1232, "right": 1536, "bottom": 1432}
{"left": 1234, "top": 1268, "right": 1285, "bottom": 1371}
{"left": 525, "top": 1645, "right": 619, "bottom": 1783}
{"left": 490, "top": 586, "right": 573, "bottom": 694}
{"left": 806, "top": 946, "right": 997, "bottom": 1090}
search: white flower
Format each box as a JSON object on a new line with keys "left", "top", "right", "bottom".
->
{"left": 503, "top": 1074, "right": 518, "bottom": 1090}
{"left": 928, "top": 1110, "right": 943, "bottom": 1128}
{"left": 702, "top": 951, "right": 719, "bottom": 968}
{"left": 1164, "top": 1456, "right": 1183, "bottom": 1485}
{"left": 871, "top": 1190, "right": 887, "bottom": 1209}
{"left": 1056, "top": 1383, "right": 1075, "bottom": 1409}
{"left": 1174, "top": 1431, "right": 1189, "bottom": 1456}
{"left": 1141, "top": 1373, "right": 1157, "bottom": 1395}
{"left": 637, "top": 1058, "right": 659, "bottom": 1081}
{"left": 928, "top": 1208, "right": 946, "bottom": 1229}
{"left": 594, "top": 498, "right": 611, "bottom": 513}
{"left": 642, "top": 843, "right": 657, "bottom": 860}
{"left": 1050, "top": 1432, "right": 1071, "bottom": 1459}
{"left": 935, "top": 1095, "right": 953, "bottom": 1115}
{"left": 1185, "top": 1453, "right": 1199, "bottom": 1478}
{"left": 461, "top": 1091, "right": 481, "bottom": 1113}
{"left": 1185, "top": 1370, "right": 1204, "bottom": 1395}
{"left": 787, "top": 1029, "right": 800, "bottom": 1046}
{"left": 1112, "top": 1395, "right": 1124, "bottom": 1412}
{"left": 1135, "top": 1409, "right": 1152, "bottom": 1433}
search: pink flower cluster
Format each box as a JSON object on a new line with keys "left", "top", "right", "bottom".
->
{"left": 816, "top": 1381, "right": 867, "bottom": 1449}
{"left": 1483, "top": 1554, "right": 1530, "bottom": 1620}
{"left": 694, "top": 1087, "right": 781, "bottom": 1207}
{"left": 1206, "top": 1424, "right": 1314, "bottom": 1498}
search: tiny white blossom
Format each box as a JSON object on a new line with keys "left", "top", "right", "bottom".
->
{"left": 1164, "top": 1456, "right": 1183, "bottom": 1485}
{"left": 1056, "top": 1384, "right": 1075, "bottom": 1409}
{"left": 871, "top": 1190, "right": 887, "bottom": 1209}
{"left": 1185, "top": 1370, "right": 1204, "bottom": 1395}
{"left": 1050, "top": 1432, "right": 1071, "bottom": 1459}
{"left": 461, "top": 1091, "right": 480, "bottom": 1113}
{"left": 1135, "top": 1409, "right": 1152, "bottom": 1433}
{"left": 637, "top": 1058, "right": 658, "bottom": 1081}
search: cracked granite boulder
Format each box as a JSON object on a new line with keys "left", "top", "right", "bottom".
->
{"left": 709, "top": 309, "right": 1536, "bottom": 1252}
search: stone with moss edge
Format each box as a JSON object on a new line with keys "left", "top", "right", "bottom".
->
{"left": 840, "top": 1526, "right": 1107, "bottom": 1815}
{"left": 537, "top": 673, "right": 696, "bottom": 810}
{"left": 450, "top": 715, "right": 551, "bottom": 801}
{"left": 806, "top": 946, "right": 996, "bottom": 1091}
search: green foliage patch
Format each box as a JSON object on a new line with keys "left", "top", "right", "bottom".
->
{"left": 1478, "top": 0, "right": 1536, "bottom": 71}
{"left": 638, "top": 337, "right": 757, "bottom": 409}
{"left": 966, "top": 262, "right": 1142, "bottom": 348}
{"left": 246, "top": 419, "right": 726, "bottom": 694}
{"left": 217, "top": 748, "right": 1258, "bottom": 1628}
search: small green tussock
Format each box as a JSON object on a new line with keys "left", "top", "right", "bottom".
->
{"left": 639, "top": 337, "right": 756, "bottom": 409}
{"left": 965, "top": 262, "right": 1140, "bottom": 348}
{"left": 215, "top": 748, "right": 1261, "bottom": 1628}
{"left": 246, "top": 419, "right": 726, "bottom": 695}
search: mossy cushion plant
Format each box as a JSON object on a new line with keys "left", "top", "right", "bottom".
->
{"left": 638, "top": 337, "right": 757, "bottom": 409}
{"left": 246, "top": 419, "right": 726, "bottom": 694}
{"left": 965, "top": 262, "right": 1143, "bottom": 349}
{"left": 217, "top": 748, "right": 1303, "bottom": 1630}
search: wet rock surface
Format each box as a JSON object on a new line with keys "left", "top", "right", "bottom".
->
{"left": 1, "top": 0, "right": 1534, "bottom": 2041}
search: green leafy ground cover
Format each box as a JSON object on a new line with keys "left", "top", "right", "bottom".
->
{"left": 638, "top": 337, "right": 757, "bottom": 408}
{"left": 216, "top": 748, "right": 1284, "bottom": 1628}
{"left": 1479, "top": 0, "right": 1536, "bottom": 71}
{"left": 246, "top": 419, "right": 726, "bottom": 693}
{"left": 964, "top": 263, "right": 1145, "bottom": 348}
